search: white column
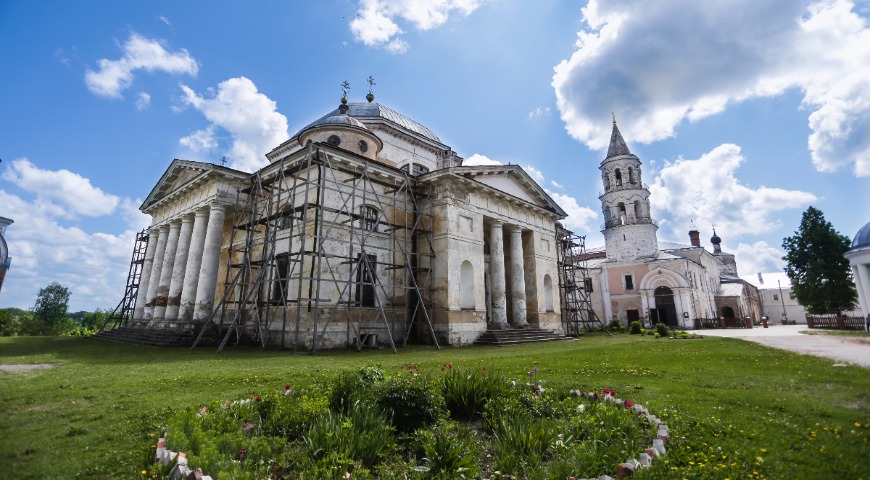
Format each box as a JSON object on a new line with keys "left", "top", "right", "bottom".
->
{"left": 856, "top": 264, "right": 870, "bottom": 315}
{"left": 133, "top": 226, "right": 159, "bottom": 320}
{"left": 179, "top": 208, "right": 210, "bottom": 320}
{"left": 143, "top": 225, "right": 169, "bottom": 320}
{"left": 193, "top": 204, "right": 227, "bottom": 321}
{"left": 153, "top": 220, "right": 181, "bottom": 321}
{"left": 164, "top": 214, "right": 195, "bottom": 320}
{"left": 507, "top": 225, "right": 528, "bottom": 327}
{"left": 488, "top": 221, "right": 509, "bottom": 329}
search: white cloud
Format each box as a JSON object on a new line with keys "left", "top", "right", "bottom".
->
{"left": 350, "top": 0, "right": 482, "bottom": 51}
{"left": 524, "top": 165, "right": 545, "bottom": 183}
{"left": 85, "top": 33, "right": 198, "bottom": 98}
{"left": 732, "top": 241, "right": 786, "bottom": 277}
{"left": 179, "top": 77, "right": 289, "bottom": 172}
{"left": 552, "top": 0, "right": 870, "bottom": 176}
{"left": 648, "top": 144, "right": 817, "bottom": 241}
{"left": 463, "top": 153, "right": 503, "bottom": 166}
{"left": 135, "top": 92, "right": 151, "bottom": 111}
{"left": 2, "top": 158, "right": 120, "bottom": 217}
{"left": 550, "top": 180, "right": 564, "bottom": 189}
{"left": 528, "top": 107, "right": 551, "bottom": 119}
{"left": 0, "top": 162, "right": 147, "bottom": 311}
{"left": 157, "top": 15, "right": 171, "bottom": 25}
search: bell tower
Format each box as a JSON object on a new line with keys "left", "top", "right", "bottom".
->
{"left": 599, "top": 118, "right": 658, "bottom": 261}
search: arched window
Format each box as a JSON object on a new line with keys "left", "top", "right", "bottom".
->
{"left": 360, "top": 205, "right": 378, "bottom": 232}
{"left": 543, "top": 274, "right": 554, "bottom": 312}
{"left": 634, "top": 201, "right": 642, "bottom": 220}
{"left": 618, "top": 203, "right": 627, "bottom": 225}
{"left": 614, "top": 169, "right": 623, "bottom": 186}
{"left": 460, "top": 261, "right": 474, "bottom": 309}
{"left": 628, "top": 167, "right": 635, "bottom": 184}
{"left": 603, "top": 173, "right": 611, "bottom": 190}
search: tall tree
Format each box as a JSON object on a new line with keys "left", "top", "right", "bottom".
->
{"left": 782, "top": 207, "right": 857, "bottom": 314}
{"left": 31, "top": 282, "right": 71, "bottom": 335}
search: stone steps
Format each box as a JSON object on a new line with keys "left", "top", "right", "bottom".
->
{"left": 474, "top": 328, "right": 572, "bottom": 346}
{"left": 90, "top": 322, "right": 202, "bottom": 348}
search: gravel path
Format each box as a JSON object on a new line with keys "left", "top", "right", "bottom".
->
{"left": 687, "top": 325, "right": 870, "bottom": 368}
{"left": 0, "top": 363, "right": 56, "bottom": 373}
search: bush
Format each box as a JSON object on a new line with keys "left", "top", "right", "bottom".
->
{"left": 655, "top": 322, "right": 670, "bottom": 337}
{"left": 491, "top": 413, "right": 560, "bottom": 472}
{"left": 375, "top": 371, "right": 443, "bottom": 433}
{"left": 629, "top": 320, "right": 642, "bottom": 334}
{"left": 608, "top": 318, "right": 623, "bottom": 333}
{"left": 328, "top": 366, "right": 383, "bottom": 414}
{"left": 304, "top": 403, "right": 396, "bottom": 468}
{"left": 441, "top": 366, "right": 505, "bottom": 419}
{"left": 419, "top": 420, "right": 480, "bottom": 479}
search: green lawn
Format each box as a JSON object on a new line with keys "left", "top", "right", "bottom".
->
{"left": 0, "top": 334, "right": 867, "bottom": 479}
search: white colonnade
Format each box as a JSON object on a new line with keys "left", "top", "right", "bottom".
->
{"left": 487, "top": 220, "right": 531, "bottom": 329}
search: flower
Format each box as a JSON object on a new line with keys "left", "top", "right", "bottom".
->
{"left": 254, "top": 396, "right": 262, "bottom": 403}
{"left": 240, "top": 448, "right": 247, "bottom": 457}
{"left": 626, "top": 400, "right": 635, "bottom": 409}
{"left": 285, "top": 384, "right": 290, "bottom": 390}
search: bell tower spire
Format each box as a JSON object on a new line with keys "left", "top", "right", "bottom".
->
{"left": 599, "top": 118, "right": 658, "bottom": 261}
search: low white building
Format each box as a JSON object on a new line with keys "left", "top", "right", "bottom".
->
{"left": 742, "top": 272, "right": 806, "bottom": 324}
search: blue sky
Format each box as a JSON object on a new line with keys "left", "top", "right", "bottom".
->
{"left": 1, "top": 0, "right": 868, "bottom": 312}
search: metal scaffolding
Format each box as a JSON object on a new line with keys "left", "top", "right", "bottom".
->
{"left": 192, "top": 144, "right": 439, "bottom": 353}
{"left": 556, "top": 224, "right": 603, "bottom": 336}
{"left": 101, "top": 229, "right": 148, "bottom": 331}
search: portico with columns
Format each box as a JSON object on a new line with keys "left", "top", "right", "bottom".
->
{"left": 420, "top": 165, "right": 566, "bottom": 345}
{"left": 133, "top": 160, "right": 248, "bottom": 324}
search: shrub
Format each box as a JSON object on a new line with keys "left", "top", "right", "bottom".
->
{"left": 304, "top": 403, "right": 396, "bottom": 468}
{"left": 263, "top": 390, "right": 328, "bottom": 439}
{"left": 655, "top": 322, "right": 670, "bottom": 337}
{"left": 608, "top": 318, "right": 623, "bottom": 333}
{"left": 441, "top": 366, "right": 505, "bottom": 419}
{"left": 629, "top": 320, "right": 642, "bottom": 334}
{"left": 375, "top": 372, "right": 443, "bottom": 433}
{"left": 328, "top": 366, "right": 383, "bottom": 414}
{"left": 420, "top": 420, "right": 480, "bottom": 479}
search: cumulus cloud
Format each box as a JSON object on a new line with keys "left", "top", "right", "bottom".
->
{"left": 461, "top": 153, "right": 598, "bottom": 234}
{"left": 732, "top": 241, "right": 787, "bottom": 277}
{"left": 179, "top": 77, "right": 289, "bottom": 172}
{"left": 550, "top": 180, "right": 564, "bottom": 189}
{"left": 2, "top": 158, "right": 120, "bottom": 217}
{"left": 0, "top": 162, "right": 146, "bottom": 311}
{"left": 552, "top": 0, "right": 870, "bottom": 176}
{"left": 135, "top": 92, "right": 151, "bottom": 111}
{"left": 85, "top": 33, "right": 198, "bottom": 98}
{"left": 350, "top": 0, "right": 482, "bottom": 52}
{"left": 648, "top": 144, "right": 817, "bottom": 240}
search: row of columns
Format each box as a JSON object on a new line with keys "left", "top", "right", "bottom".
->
{"left": 488, "top": 220, "right": 529, "bottom": 329}
{"left": 133, "top": 204, "right": 227, "bottom": 323}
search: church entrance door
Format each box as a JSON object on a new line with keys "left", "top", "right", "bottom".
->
{"left": 654, "top": 286, "right": 678, "bottom": 327}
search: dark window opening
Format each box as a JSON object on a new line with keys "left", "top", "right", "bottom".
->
{"left": 615, "top": 169, "right": 623, "bottom": 186}
{"left": 624, "top": 274, "right": 634, "bottom": 290}
{"left": 360, "top": 205, "right": 378, "bottom": 232}
{"left": 358, "top": 140, "right": 368, "bottom": 153}
{"left": 627, "top": 309, "right": 639, "bottom": 322}
{"left": 355, "top": 253, "right": 377, "bottom": 307}
{"left": 271, "top": 254, "right": 290, "bottom": 303}
{"left": 412, "top": 163, "right": 430, "bottom": 176}
{"left": 327, "top": 135, "right": 341, "bottom": 147}
{"left": 400, "top": 164, "right": 410, "bottom": 173}
{"left": 584, "top": 277, "right": 593, "bottom": 292}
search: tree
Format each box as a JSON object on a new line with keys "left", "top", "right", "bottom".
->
{"left": 782, "top": 207, "right": 857, "bottom": 314}
{"left": 31, "top": 282, "right": 71, "bottom": 335}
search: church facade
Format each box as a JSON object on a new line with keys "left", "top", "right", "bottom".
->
{"left": 131, "top": 95, "right": 566, "bottom": 349}
{"left": 581, "top": 122, "right": 761, "bottom": 328}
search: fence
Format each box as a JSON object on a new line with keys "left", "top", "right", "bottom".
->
{"left": 692, "top": 317, "right": 752, "bottom": 329}
{"left": 806, "top": 314, "right": 866, "bottom": 330}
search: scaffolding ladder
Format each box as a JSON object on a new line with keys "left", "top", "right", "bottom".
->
{"left": 101, "top": 229, "right": 148, "bottom": 331}
{"left": 556, "top": 224, "right": 604, "bottom": 336}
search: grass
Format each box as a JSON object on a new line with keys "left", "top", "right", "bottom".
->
{"left": 0, "top": 334, "right": 867, "bottom": 479}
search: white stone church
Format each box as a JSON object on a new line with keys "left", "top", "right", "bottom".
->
{"left": 122, "top": 92, "right": 760, "bottom": 350}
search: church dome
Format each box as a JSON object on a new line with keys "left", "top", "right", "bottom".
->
{"left": 293, "top": 102, "right": 442, "bottom": 144}
{"left": 852, "top": 220, "right": 870, "bottom": 250}
{"left": 301, "top": 112, "right": 368, "bottom": 133}
{"left": 710, "top": 230, "right": 721, "bottom": 245}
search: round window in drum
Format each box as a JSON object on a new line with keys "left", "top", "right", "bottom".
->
{"left": 358, "top": 140, "right": 368, "bottom": 153}
{"left": 327, "top": 135, "right": 341, "bottom": 147}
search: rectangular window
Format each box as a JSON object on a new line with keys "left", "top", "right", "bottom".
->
{"left": 627, "top": 310, "right": 640, "bottom": 322}
{"left": 584, "top": 278, "right": 593, "bottom": 292}
{"left": 361, "top": 206, "right": 378, "bottom": 232}
{"left": 773, "top": 294, "right": 779, "bottom": 301}
{"left": 355, "top": 254, "right": 377, "bottom": 307}
{"left": 271, "top": 254, "right": 290, "bottom": 303}
{"left": 412, "top": 164, "right": 429, "bottom": 176}
{"left": 624, "top": 274, "right": 634, "bottom": 290}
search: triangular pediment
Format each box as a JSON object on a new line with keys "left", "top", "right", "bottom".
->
{"left": 141, "top": 159, "right": 248, "bottom": 212}
{"left": 448, "top": 165, "right": 567, "bottom": 217}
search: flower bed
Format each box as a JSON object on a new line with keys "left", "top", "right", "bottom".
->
{"left": 143, "top": 365, "right": 669, "bottom": 479}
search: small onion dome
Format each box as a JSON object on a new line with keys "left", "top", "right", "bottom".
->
{"left": 710, "top": 229, "right": 721, "bottom": 245}
{"left": 366, "top": 92, "right": 375, "bottom": 102}
{"left": 341, "top": 96, "right": 348, "bottom": 105}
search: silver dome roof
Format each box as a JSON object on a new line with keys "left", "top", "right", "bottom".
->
{"left": 293, "top": 102, "right": 442, "bottom": 144}
{"left": 852, "top": 220, "right": 870, "bottom": 250}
